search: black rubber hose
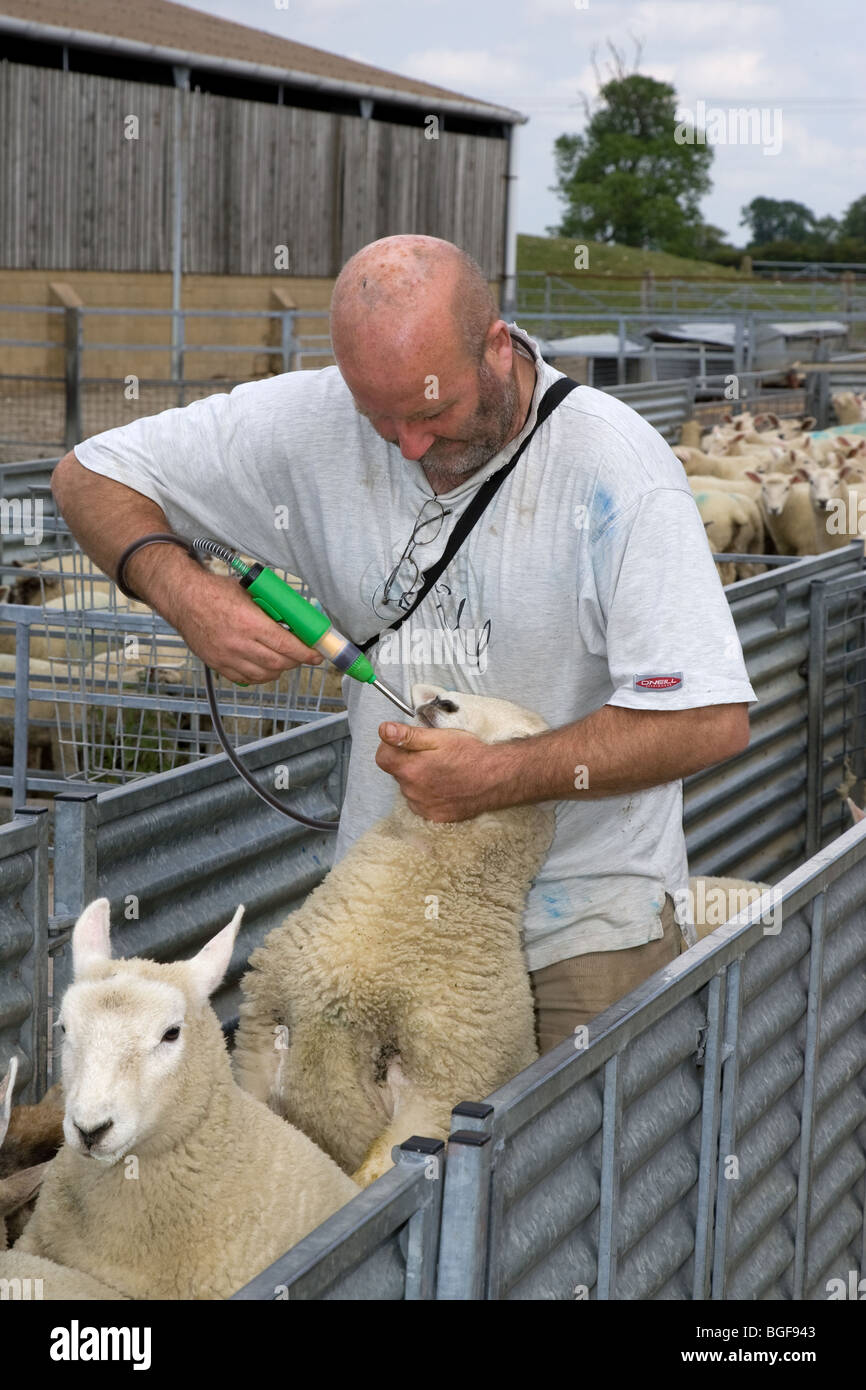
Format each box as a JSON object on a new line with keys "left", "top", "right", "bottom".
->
{"left": 203, "top": 664, "right": 340, "bottom": 830}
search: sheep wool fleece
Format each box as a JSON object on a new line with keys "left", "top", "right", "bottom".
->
{"left": 15, "top": 957, "right": 359, "bottom": 1299}
{"left": 233, "top": 793, "right": 556, "bottom": 1182}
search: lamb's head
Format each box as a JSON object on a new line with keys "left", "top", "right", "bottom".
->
{"left": 797, "top": 458, "right": 843, "bottom": 512}
{"left": 747, "top": 469, "right": 794, "bottom": 515}
{"left": 412, "top": 684, "right": 548, "bottom": 742}
{"left": 58, "top": 899, "right": 243, "bottom": 1166}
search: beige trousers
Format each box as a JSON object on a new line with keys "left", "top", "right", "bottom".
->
{"left": 529, "top": 895, "right": 680, "bottom": 1055}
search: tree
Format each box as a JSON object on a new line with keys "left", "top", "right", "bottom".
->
{"left": 840, "top": 195, "right": 866, "bottom": 243}
{"left": 549, "top": 46, "right": 713, "bottom": 256}
{"left": 740, "top": 197, "right": 818, "bottom": 246}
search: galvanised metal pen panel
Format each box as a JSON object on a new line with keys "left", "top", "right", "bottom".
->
{"left": 806, "top": 570, "right": 866, "bottom": 857}
{"left": 232, "top": 1141, "right": 444, "bottom": 1301}
{"left": 714, "top": 854, "right": 866, "bottom": 1300}
{"left": 435, "top": 821, "right": 866, "bottom": 1300}
{"left": 0, "top": 459, "right": 59, "bottom": 567}
{"left": 50, "top": 715, "right": 350, "bottom": 1026}
{"left": 684, "top": 544, "right": 864, "bottom": 885}
{"left": 0, "top": 809, "right": 49, "bottom": 1103}
{"left": 602, "top": 378, "right": 697, "bottom": 442}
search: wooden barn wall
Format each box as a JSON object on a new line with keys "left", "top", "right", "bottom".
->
{"left": 0, "top": 63, "right": 507, "bottom": 278}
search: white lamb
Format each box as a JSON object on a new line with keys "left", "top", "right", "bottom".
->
{"left": 0, "top": 1058, "right": 126, "bottom": 1299}
{"left": 745, "top": 471, "right": 818, "bottom": 556}
{"left": 675, "top": 446, "right": 783, "bottom": 481}
{"left": 691, "top": 488, "right": 765, "bottom": 583}
{"left": 15, "top": 901, "right": 359, "bottom": 1298}
{"left": 833, "top": 391, "right": 866, "bottom": 425}
{"left": 232, "top": 683, "right": 556, "bottom": 1188}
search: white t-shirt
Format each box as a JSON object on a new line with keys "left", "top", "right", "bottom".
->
{"left": 74, "top": 327, "right": 757, "bottom": 971}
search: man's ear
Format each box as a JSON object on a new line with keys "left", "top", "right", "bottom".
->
{"left": 72, "top": 898, "right": 112, "bottom": 979}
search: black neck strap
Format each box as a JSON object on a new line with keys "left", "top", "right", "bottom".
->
{"left": 357, "top": 375, "right": 579, "bottom": 652}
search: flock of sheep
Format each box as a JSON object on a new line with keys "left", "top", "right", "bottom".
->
{"left": 677, "top": 394, "right": 866, "bottom": 585}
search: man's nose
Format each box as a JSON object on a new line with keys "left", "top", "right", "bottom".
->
{"left": 395, "top": 423, "right": 436, "bottom": 461}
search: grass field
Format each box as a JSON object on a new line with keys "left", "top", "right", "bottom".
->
{"left": 517, "top": 234, "right": 747, "bottom": 279}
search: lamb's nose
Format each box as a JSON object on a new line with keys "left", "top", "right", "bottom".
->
{"left": 75, "top": 1119, "right": 113, "bottom": 1149}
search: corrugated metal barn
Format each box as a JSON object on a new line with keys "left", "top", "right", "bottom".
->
{"left": 0, "top": 0, "right": 523, "bottom": 286}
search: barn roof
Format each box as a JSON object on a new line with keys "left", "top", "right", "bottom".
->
{"left": 0, "top": 0, "right": 524, "bottom": 122}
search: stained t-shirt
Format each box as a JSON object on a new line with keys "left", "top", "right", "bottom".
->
{"left": 74, "top": 327, "right": 757, "bottom": 970}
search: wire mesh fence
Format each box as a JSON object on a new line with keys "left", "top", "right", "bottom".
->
{"left": 0, "top": 518, "right": 346, "bottom": 801}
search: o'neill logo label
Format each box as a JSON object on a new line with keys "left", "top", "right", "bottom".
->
{"left": 633, "top": 672, "right": 683, "bottom": 691}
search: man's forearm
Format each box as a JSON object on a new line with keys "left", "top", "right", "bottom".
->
{"left": 486, "top": 702, "right": 750, "bottom": 808}
{"left": 51, "top": 451, "right": 204, "bottom": 627}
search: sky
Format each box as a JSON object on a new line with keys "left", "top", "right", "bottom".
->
{"left": 177, "top": 0, "right": 865, "bottom": 245}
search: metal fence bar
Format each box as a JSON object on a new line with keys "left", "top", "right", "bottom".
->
{"left": 435, "top": 1111, "right": 495, "bottom": 1300}
{"left": 807, "top": 580, "right": 829, "bottom": 857}
{"left": 63, "top": 306, "right": 82, "bottom": 450}
{"left": 595, "top": 1053, "right": 623, "bottom": 1299}
{"left": 12, "top": 618, "right": 30, "bottom": 809}
{"left": 709, "top": 957, "right": 743, "bottom": 1299}
{"left": 792, "top": 891, "right": 827, "bottom": 1298}
{"left": 691, "top": 971, "right": 727, "bottom": 1299}
{"left": 0, "top": 808, "right": 49, "bottom": 1102}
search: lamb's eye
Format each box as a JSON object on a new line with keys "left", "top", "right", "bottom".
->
{"left": 161, "top": 1026, "right": 181, "bottom": 1043}
{"left": 438, "top": 699, "right": 458, "bottom": 714}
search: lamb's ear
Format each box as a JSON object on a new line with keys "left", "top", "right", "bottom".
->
{"left": 72, "top": 898, "right": 112, "bottom": 979}
{"left": 0, "top": 1161, "right": 49, "bottom": 1221}
{"left": 188, "top": 906, "right": 244, "bottom": 1003}
{"left": 0, "top": 1055, "right": 18, "bottom": 1148}
{"left": 744, "top": 470, "right": 763, "bottom": 484}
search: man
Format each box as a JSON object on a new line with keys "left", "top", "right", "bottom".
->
{"left": 51, "top": 234, "right": 755, "bottom": 1054}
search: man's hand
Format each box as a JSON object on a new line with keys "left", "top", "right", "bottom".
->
{"left": 166, "top": 565, "right": 322, "bottom": 685}
{"left": 376, "top": 722, "right": 510, "bottom": 821}
{"left": 376, "top": 702, "right": 751, "bottom": 821}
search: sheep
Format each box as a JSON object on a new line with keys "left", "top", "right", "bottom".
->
{"left": 832, "top": 391, "right": 866, "bottom": 425}
{"left": 232, "top": 683, "right": 556, "bottom": 1188}
{"left": 687, "top": 473, "right": 762, "bottom": 500}
{"left": 15, "top": 899, "right": 359, "bottom": 1298}
{"left": 680, "top": 876, "right": 772, "bottom": 951}
{"left": 745, "top": 471, "right": 817, "bottom": 556}
{"left": 0, "top": 1067, "right": 65, "bottom": 1248}
{"left": 679, "top": 419, "right": 703, "bottom": 448}
{"left": 0, "top": 1057, "right": 126, "bottom": 1299}
{"left": 677, "top": 446, "right": 750, "bottom": 479}
{"left": 692, "top": 488, "right": 765, "bottom": 583}
{"left": 0, "top": 652, "right": 75, "bottom": 771}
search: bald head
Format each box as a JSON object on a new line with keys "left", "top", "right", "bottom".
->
{"left": 330, "top": 235, "right": 497, "bottom": 369}
{"left": 329, "top": 235, "right": 528, "bottom": 493}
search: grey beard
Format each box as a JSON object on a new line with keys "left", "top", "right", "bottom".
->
{"left": 419, "top": 364, "right": 520, "bottom": 491}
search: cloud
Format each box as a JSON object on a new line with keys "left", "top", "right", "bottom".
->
{"left": 632, "top": 1, "right": 778, "bottom": 40}
{"left": 402, "top": 47, "right": 529, "bottom": 92}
